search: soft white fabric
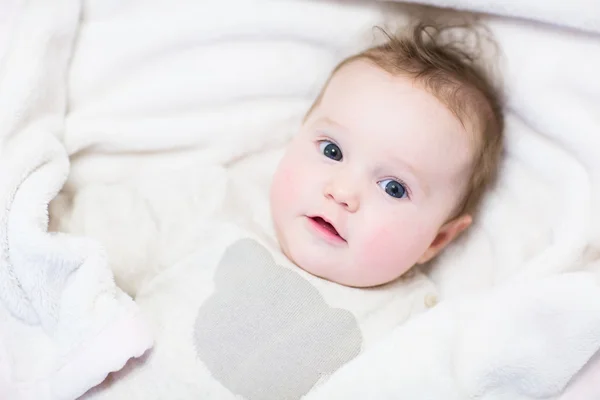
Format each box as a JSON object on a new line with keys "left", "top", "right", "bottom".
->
{"left": 0, "top": 1, "right": 152, "bottom": 399}
{"left": 381, "top": 0, "right": 600, "bottom": 33}
{"left": 307, "top": 271, "right": 600, "bottom": 400}
{"left": 1, "top": 0, "right": 599, "bottom": 399}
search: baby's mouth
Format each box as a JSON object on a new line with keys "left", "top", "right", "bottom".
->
{"left": 308, "top": 216, "right": 346, "bottom": 242}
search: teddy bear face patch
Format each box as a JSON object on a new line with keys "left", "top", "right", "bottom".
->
{"left": 193, "top": 238, "right": 362, "bottom": 400}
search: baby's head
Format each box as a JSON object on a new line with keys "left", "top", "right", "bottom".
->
{"left": 270, "top": 23, "right": 503, "bottom": 287}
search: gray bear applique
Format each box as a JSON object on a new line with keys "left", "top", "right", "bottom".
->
{"left": 193, "top": 238, "right": 362, "bottom": 400}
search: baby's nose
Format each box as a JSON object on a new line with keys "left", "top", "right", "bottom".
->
{"left": 324, "top": 178, "right": 359, "bottom": 212}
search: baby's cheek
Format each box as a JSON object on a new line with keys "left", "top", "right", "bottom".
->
{"left": 356, "top": 223, "right": 430, "bottom": 283}
{"left": 271, "top": 153, "right": 312, "bottom": 218}
{"left": 272, "top": 160, "right": 301, "bottom": 205}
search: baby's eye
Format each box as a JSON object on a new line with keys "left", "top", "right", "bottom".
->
{"left": 378, "top": 179, "right": 408, "bottom": 199}
{"left": 319, "top": 140, "right": 343, "bottom": 161}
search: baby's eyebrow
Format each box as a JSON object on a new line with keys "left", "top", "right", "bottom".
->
{"left": 312, "top": 117, "right": 348, "bottom": 132}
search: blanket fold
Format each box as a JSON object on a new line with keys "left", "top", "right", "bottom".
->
{"left": 0, "top": 1, "right": 152, "bottom": 399}
{"left": 383, "top": 0, "right": 600, "bottom": 33}
{"left": 307, "top": 272, "right": 600, "bottom": 399}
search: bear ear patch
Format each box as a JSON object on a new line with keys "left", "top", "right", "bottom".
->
{"left": 213, "top": 238, "right": 273, "bottom": 289}
{"left": 194, "top": 238, "right": 362, "bottom": 400}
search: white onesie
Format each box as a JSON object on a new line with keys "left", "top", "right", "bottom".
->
{"left": 81, "top": 214, "right": 438, "bottom": 400}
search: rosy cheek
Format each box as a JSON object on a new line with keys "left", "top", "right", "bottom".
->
{"left": 271, "top": 150, "right": 310, "bottom": 216}
{"left": 366, "top": 231, "right": 409, "bottom": 270}
{"left": 356, "top": 221, "right": 430, "bottom": 283}
{"left": 272, "top": 161, "right": 299, "bottom": 205}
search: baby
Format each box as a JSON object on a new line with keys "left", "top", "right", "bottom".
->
{"left": 271, "top": 23, "right": 504, "bottom": 287}
{"left": 84, "top": 23, "right": 504, "bottom": 400}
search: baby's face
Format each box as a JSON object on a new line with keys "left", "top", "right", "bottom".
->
{"left": 270, "top": 60, "right": 474, "bottom": 287}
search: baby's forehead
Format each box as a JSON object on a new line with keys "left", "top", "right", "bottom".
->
{"left": 323, "top": 59, "right": 482, "bottom": 146}
{"left": 309, "top": 62, "right": 477, "bottom": 182}
{"left": 324, "top": 64, "right": 472, "bottom": 145}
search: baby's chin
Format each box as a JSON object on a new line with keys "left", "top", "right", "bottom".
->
{"left": 298, "top": 263, "right": 392, "bottom": 288}
{"left": 278, "top": 238, "right": 390, "bottom": 288}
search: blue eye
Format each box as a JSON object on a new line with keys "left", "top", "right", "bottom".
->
{"left": 378, "top": 179, "right": 408, "bottom": 199}
{"left": 319, "top": 141, "right": 343, "bottom": 161}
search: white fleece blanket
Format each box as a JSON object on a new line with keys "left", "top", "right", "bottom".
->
{"left": 0, "top": 1, "right": 152, "bottom": 400}
{"left": 2, "top": 0, "right": 600, "bottom": 399}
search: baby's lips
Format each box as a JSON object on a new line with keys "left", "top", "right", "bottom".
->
{"left": 311, "top": 214, "right": 347, "bottom": 242}
{"left": 322, "top": 215, "right": 347, "bottom": 241}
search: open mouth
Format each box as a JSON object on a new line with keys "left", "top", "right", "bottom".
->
{"left": 308, "top": 216, "right": 346, "bottom": 242}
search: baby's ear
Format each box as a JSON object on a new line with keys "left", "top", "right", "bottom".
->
{"left": 417, "top": 214, "right": 472, "bottom": 264}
